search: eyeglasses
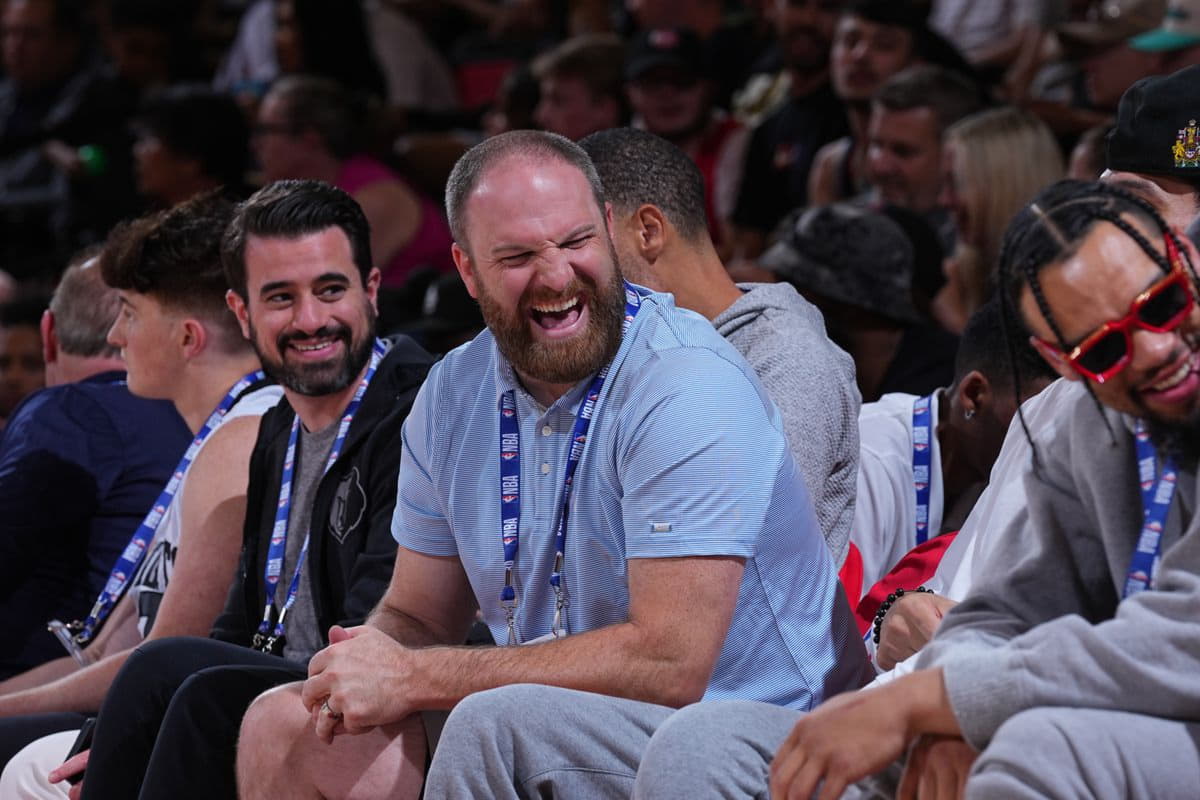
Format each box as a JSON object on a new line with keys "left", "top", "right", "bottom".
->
{"left": 1040, "top": 236, "right": 1196, "bottom": 383}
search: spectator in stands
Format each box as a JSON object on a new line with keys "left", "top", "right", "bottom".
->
{"left": 624, "top": 27, "right": 748, "bottom": 251}
{"left": 632, "top": 178, "right": 1200, "bottom": 800}
{"left": 866, "top": 65, "right": 981, "bottom": 252}
{"left": 620, "top": 0, "right": 764, "bottom": 110}
{"left": 253, "top": 76, "right": 455, "bottom": 288}
{"left": 1103, "top": 65, "right": 1200, "bottom": 234}
{"left": 213, "top": 0, "right": 276, "bottom": 100}
{"left": 232, "top": 130, "right": 868, "bottom": 799}
{"left": 761, "top": 202, "right": 958, "bottom": 401}
{"left": 580, "top": 126, "right": 859, "bottom": 566}
{"left": 929, "top": 0, "right": 1063, "bottom": 93}
{"left": 807, "top": 0, "right": 957, "bottom": 209}
{"left": 103, "top": 0, "right": 205, "bottom": 92}
{"left": 131, "top": 85, "right": 250, "bottom": 209}
{"left": 1079, "top": 0, "right": 1200, "bottom": 115}
{"left": 728, "top": 0, "right": 847, "bottom": 267}
{"left": 272, "top": 0, "right": 385, "bottom": 98}
{"left": 0, "top": 298, "right": 47, "bottom": 426}
{"left": 934, "top": 107, "right": 1064, "bottom": 334}
{"left": 0, "top": 0, "right": 139, "bottom": 278}
{"left": 531, "top": 33, "right": 626, "bottom": 141}
{"left": 38, "top": 180, "right": 433, "bottom": 799}
{"left": 482, "top": 63, "right": 541, "bottom": 138}
{"left": 0, "top": 253, "right": 190, "bottom": 684}
{"left": 360, "top": 0, "right": 459, "bottom": 112}
{"left": 851, "top": 297, "right": 1055, "bottom": 597}
{"left": 0, "top": 192, "right": 279, "bottom": 774}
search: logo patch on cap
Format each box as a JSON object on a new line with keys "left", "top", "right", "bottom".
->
{"left": 1174, "top": 119, "right": 1200, "bottom": 167}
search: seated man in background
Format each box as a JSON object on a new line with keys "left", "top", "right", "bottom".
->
{"left": 253, "top": 76, "right": 455, "bottom": 288}
{"left": 0, "top": 297, "right": 48, "bottom": 428}
{"left": 531, "top": 34, "right": 627, "bottom": 142}
{"left": 43, "top": 180, "right": 433, "bottom": 800}
{"left": 580, "top": 126, "right": 859, "bottom": 566}
{"left": 760, "top": 202, "right": 959, "bottom": 401}
{"left": 0, "top": 192, "right": 280, "bottom": 776}
{"left": 851, "top": 297, "right": 1055, "bottom": 599}
{"left": 623, "top": 28, "right": 748, "bottom": 252}
{"left": 0, "top": 253, "right": 189, "bottom": 682}
{"left": 630, "top": 179, "right": 1200, "bottom": 800}
{"left": 236, "top": 130, "right": 869, "bottom": 800}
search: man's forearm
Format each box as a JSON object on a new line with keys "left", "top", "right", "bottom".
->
{"left": 366, "top": 602, "right": 456, "bottom": 648}
{"left": 0, "top": 650, "right": 128, "bottom": 717}
{"left": 404, "top": 620, "right": 708, "bottom": 712}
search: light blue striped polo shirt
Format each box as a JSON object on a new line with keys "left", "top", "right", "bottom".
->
{"left": 394, "top": 286, "right": 868, "bottom": 710}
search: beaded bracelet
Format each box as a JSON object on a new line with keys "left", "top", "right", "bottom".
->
{"left": 872, "top": 586, "right": 934, "bottom": 645}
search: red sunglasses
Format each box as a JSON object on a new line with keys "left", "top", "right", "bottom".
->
{"left": 1040, "top": 236, "right": 1196, "bottom": 384}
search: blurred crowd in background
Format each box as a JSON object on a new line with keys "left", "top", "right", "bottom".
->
{"left": 0, "top": 0, "right": 1197, "bottom": 424}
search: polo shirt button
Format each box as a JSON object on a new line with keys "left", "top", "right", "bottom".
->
{"left": 541, "top": 425, "right": 552, "bottom": 436}
{"left": 540, "top": 462, "right": 551, "bottom": 474}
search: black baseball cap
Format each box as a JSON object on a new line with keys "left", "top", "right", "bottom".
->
{"left": 1107, "top": 64, "right": 1200, "bottom": 177}
{"left": 625, "top": 27, "right": 706, "bottom": 82}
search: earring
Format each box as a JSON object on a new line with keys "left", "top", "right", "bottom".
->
{"left": 964, "top": 408, "right": 976, "bottom": 420}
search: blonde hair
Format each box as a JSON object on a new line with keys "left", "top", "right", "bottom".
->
{"left": 945, "top": 107, "right": 1064, "bottom": 314}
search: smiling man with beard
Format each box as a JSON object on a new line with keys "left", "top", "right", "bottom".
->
{"left": 45, "top": 180, "right": 435, "bottom": 800}
{"left": 623, "top": 179, "right": 1200, "bottom": 800}
{"left": 233, "top": 129, "right": 869, "bottom": 800}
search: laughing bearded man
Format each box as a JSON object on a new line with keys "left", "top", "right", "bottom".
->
{"left": 235, "top": 129, "right": 869, "bottom": 800}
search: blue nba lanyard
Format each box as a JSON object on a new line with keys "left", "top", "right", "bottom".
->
{"left": 1125, "top": 420, "right": 1178, "bottom": 597}
{"left": 253, "top": 339, "right": 386, "bottom": 654}
{"left": 911, "top": 394, "right": 935, "bottom": 546}
{"left": 499, "top": 285, "right": 641, "bottom": 645}
{"left": 70, "top": 369, "right": 267, "bottom": 644}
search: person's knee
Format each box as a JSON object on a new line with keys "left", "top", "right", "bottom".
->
{"left": 978, "top": 709, "right": 1072, "bottom": 772}
{"left": 970, "top": 708, "right": 1076, "bottom": 798}
{"left": 239, "top": 683, "right": 308, "bottom": 762}
{"left": 636, "top": 700, "right": 788, "bottom": 798}
{"left": 441, "top": 684, "right": 552, "bottom": 740}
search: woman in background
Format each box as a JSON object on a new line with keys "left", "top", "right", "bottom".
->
{"left": 934, "top": 107, "right": 1063, "bottom": 333}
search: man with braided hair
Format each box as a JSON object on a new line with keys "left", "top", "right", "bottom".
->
{"left": 628, "top": 179, "right": 1200, "bottom": 800}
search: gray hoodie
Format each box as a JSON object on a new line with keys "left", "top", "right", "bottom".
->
{"left": 916, "top": 381, "right": 1200, "bottom": 747}
{"left": 713, "top": 282, "right": 861, "bottom": 565}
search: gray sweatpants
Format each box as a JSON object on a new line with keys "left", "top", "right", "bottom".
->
{"left": 424, "top": 684, "right": 674, "bottom": 799}
{"left": 969, "top": 707, "right": 1200, "bottom": 799}
{"left": 629, "top": 698, "right": 1200, "bottom": 800}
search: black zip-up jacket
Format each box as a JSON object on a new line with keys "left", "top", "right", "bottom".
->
{"left": 211, "top": 335, "right": 433, "bottom": 648}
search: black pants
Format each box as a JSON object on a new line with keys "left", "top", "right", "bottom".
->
{"left": 79, "top": 636, "right": 305, "bottom": 800}
{"left": 0, "top": 711, "right": 91, "bottom": 770}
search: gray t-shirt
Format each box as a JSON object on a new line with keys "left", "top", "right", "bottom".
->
{"left": 280, "top": 420, "right": 339, "bottom": 662}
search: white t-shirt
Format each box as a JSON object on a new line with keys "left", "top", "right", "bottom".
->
{"left": 851, "top": 391, "right": 945, "bottom": 592}
{"left": 868, "top": 378, "right": 1076, "bottom": 684}
{"left": 127, "top": 384, "right": 283, "bottom": 637}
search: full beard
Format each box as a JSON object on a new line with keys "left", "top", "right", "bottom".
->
{"left": 478, "top": 262, "right": 626, "bottom": 388}
{"left": 251, "top": 306, "right": 377, "bottom": 397}
{"left": 1144, "top": 411, "right": 1200, "bottom": 465}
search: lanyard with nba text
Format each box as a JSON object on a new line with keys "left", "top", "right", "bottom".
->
{"left": 1125, "top": 420, "right": 1179, "bottom": 598}
{"left": 65, "top": 369, "right": 267, "bottom": 645}
{"left": 911, "top": 394, "right": 934, "bottom": 546}
{"left": 253, "top": 339, "right": 385, "bottom": 654}
{"left": 499, "top": 284, "right": 641, "bottom": 645}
